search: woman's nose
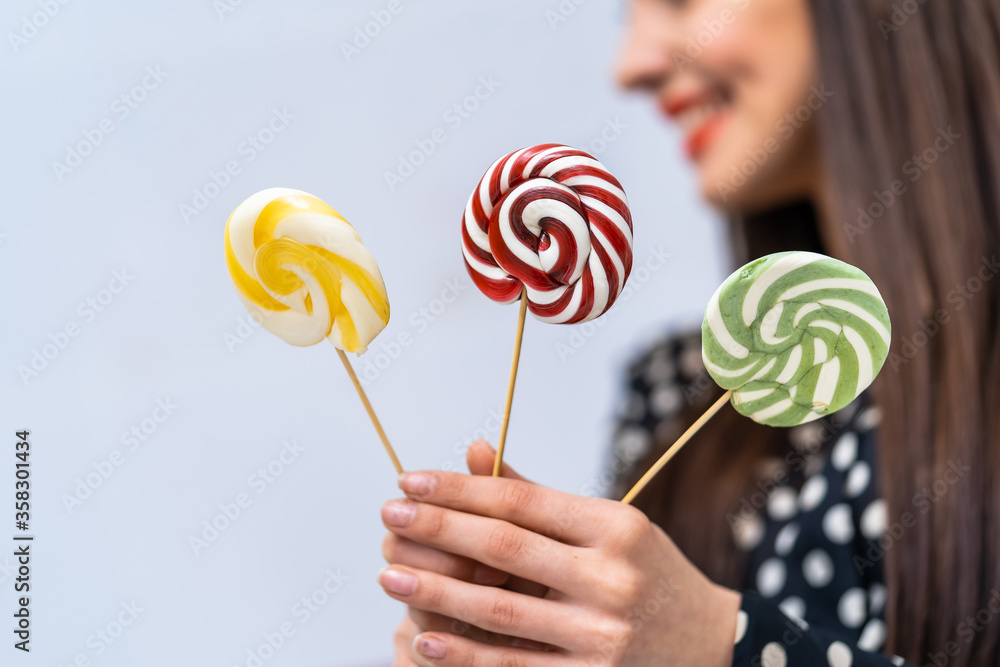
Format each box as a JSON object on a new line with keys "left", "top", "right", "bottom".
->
{"left": 615, "top": 6, "right": 677, "bottom": 91}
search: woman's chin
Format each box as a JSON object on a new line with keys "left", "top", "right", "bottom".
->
{"left": 698, "top": 165, "right": 746, "bottom": 211}
{"left": 697, "top": 154, "right": 794, "bottom": 214}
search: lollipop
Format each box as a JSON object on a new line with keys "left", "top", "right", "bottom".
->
{"left": 621, "top": 251, "right": 891, "bottom": 503}
{"left": 225, "top": 187, "right": 402, "bottom": 473}
{"left": 462, "top": 143, "right": 634, "bottom": 324}
{"left": 461, "top": 144, "right": 635, "bottom": 473}
{"left": 703, "top": 251, "right": 891, "bottom": 426}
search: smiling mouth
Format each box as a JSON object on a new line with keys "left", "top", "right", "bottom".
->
{"left": 663, "top": 92, "right": 733, "bottom": 161}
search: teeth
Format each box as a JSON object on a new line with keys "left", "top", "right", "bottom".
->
{"left": 676, "top": 101, "right": 723, "bottom": 133}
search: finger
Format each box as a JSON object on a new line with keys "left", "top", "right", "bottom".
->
{"left": 393, "top": 615, "right": 423, "bottom": 667}
{"left": 408, "top": 607, "right": 549, "bottom": 651}
{"left": 378, "top": 565, "right": 583, "bottom": 648}
{"left": 409, "top": 607, "right": 498, "bottom": 645}
{"left": 399, "top": 447, "right": 550, "bottom": 599}
{"left": 410, "top": 632, "right": 570, "bottom": 667}
{"left": 467, "top": 442, "right": 549, "bottom": 598}
{"left": 466, "top": 441, "right": 530, "bottom": 481}
{"left": 385, "top": 508, "right": 547, "bottom": 598}
{"left": 384, "top": 533, "right": 509, "bottom": 586}
{"left": 381, "top": 498, "right": 596, "bottom": 592}
{"left": 397, "top": 470, "right": 615, "bottom": 547}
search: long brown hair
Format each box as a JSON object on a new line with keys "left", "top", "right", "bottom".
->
{"left": 619, "top": 1, "right": 1000, "bottom": 663}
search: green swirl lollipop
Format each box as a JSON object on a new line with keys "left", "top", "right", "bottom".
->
{"left": 702, "top": 251, "right": 891, "bottom": 427}
{"left": 622, "top": 251, "right": 891, "bottom": 504}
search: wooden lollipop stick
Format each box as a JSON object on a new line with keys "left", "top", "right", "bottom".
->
{"left": 336, "top": 347, "right": 404, "bottom": 475}
{"left": 493, "top": 289, "right": 529, "bottom": 477}
{"left": 620, "top": 389, "right": 733, "bottom": 504}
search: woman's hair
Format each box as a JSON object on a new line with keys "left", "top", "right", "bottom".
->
{"left": 621, "top": 1, "right": 1000, "bottom": 663}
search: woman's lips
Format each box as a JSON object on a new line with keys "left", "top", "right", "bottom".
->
{"left": 661, "top": 94, "right": 731, "bottom": 161}
{"left": 683, "top": 110, "right": 729, "bottom": 160}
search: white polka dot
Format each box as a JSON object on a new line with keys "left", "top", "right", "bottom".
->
{"left": 855, "top": 406, "right": 882, "bottom": 431}
{"left": 891, "top": 656, "right": 905, "bottom": 665}
{"left": 613, "top": 427, "right": 651, "bottom": 461}
{"left": 644, "top": 352, "right": 675, "bottom": 383}
{"left": 679, "top": 344, "right": 703, "bottom": 376}
{"left": 734, "top": 610, "right": 749, "bottom": 644}
{"left": 775, "top": 522, "right": 800, "bottom": 556}
{"left": 768, "top": 486, "right": 798, "bottom": 521}
{"left": 799, "top": 475, "right": 828, "bottom": 512}
{"left": 761, "top": 642, "right": 787, "bottom": 667}
{"left": 844, "top": 461, "right": 872, "bottom": 498}
{"left": 790, "top": 422, "right": 823, "bottom": 451}
{"left": 803, "top": 549, "right": 834, "bottom": 587}
{"left": 823, "top": 503, "right": 855, "bottom": 544}
{"left": 779, "top": 596, "right": 806, "bottom": 623}
{"left": 757, "top": 558, "right": 787, "bottom": 598}
{"left": 650, "top": 383, "right": 683, "bottom": 417}
{"left": 838, "top": 588, "right": 867, "bottom": 628}
{"left": 832, "top": 433, "right": 859, "bottom": 470}
{"left": 869, "top": 583, "right": 888, "bottom": 614}
{"left": 861, "top": 499, "right": 888, "bottom": 539}
{"left": 827, "top": 641, "right": 853, "bottom": 667}
{"left": 734, "top": 514, "right": 765, "bottom": 550}
{"left": 858, "top": 618, "right": 887, "bottom": 651}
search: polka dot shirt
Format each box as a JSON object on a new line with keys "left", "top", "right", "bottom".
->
{"left": 607, "top": 332, "right": 915, "bottom": 667}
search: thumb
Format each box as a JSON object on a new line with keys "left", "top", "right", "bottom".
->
{"left": 466, "top": 441, "right": 531, "bottom": 482}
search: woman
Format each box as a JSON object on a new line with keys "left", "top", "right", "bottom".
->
{"left": 380, "top": 0, "right": 1000, "bottom": 665}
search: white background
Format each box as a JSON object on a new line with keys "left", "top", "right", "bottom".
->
{"left": 1, "top": 1, "right": 724, "bottom": 665}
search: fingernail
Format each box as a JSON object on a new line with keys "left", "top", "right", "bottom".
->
{"left": 378, "top": 567, "right": 418, "bottom": 595}
{"left": 399, "top": 472, "right": 435, "bottom": 497}
{"left": 382, "top": 500, "right": 415, "bottom": 527}
{"left": 415, "top": 634, "right": 449, "bottom": 660}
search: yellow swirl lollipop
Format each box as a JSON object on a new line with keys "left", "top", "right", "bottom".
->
{"left": 224, "top": 187, "right": 389, "bottom": 352}
{"left": 224, "top": 187, "right": 401, "bottom": 472}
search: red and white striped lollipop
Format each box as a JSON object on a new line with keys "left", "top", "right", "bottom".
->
{"left": 461, "top": 144, "right": 634, "bottom": 324}
{"left": 461, "top": 144, "right": 636, "bottom": 475}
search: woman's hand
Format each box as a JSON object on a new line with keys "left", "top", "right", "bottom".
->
{"left": 378, "top": 449, "right": 741, "bottom": 666}
{"left": 385, "top": 442, "right": 552, "bottom": 665}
